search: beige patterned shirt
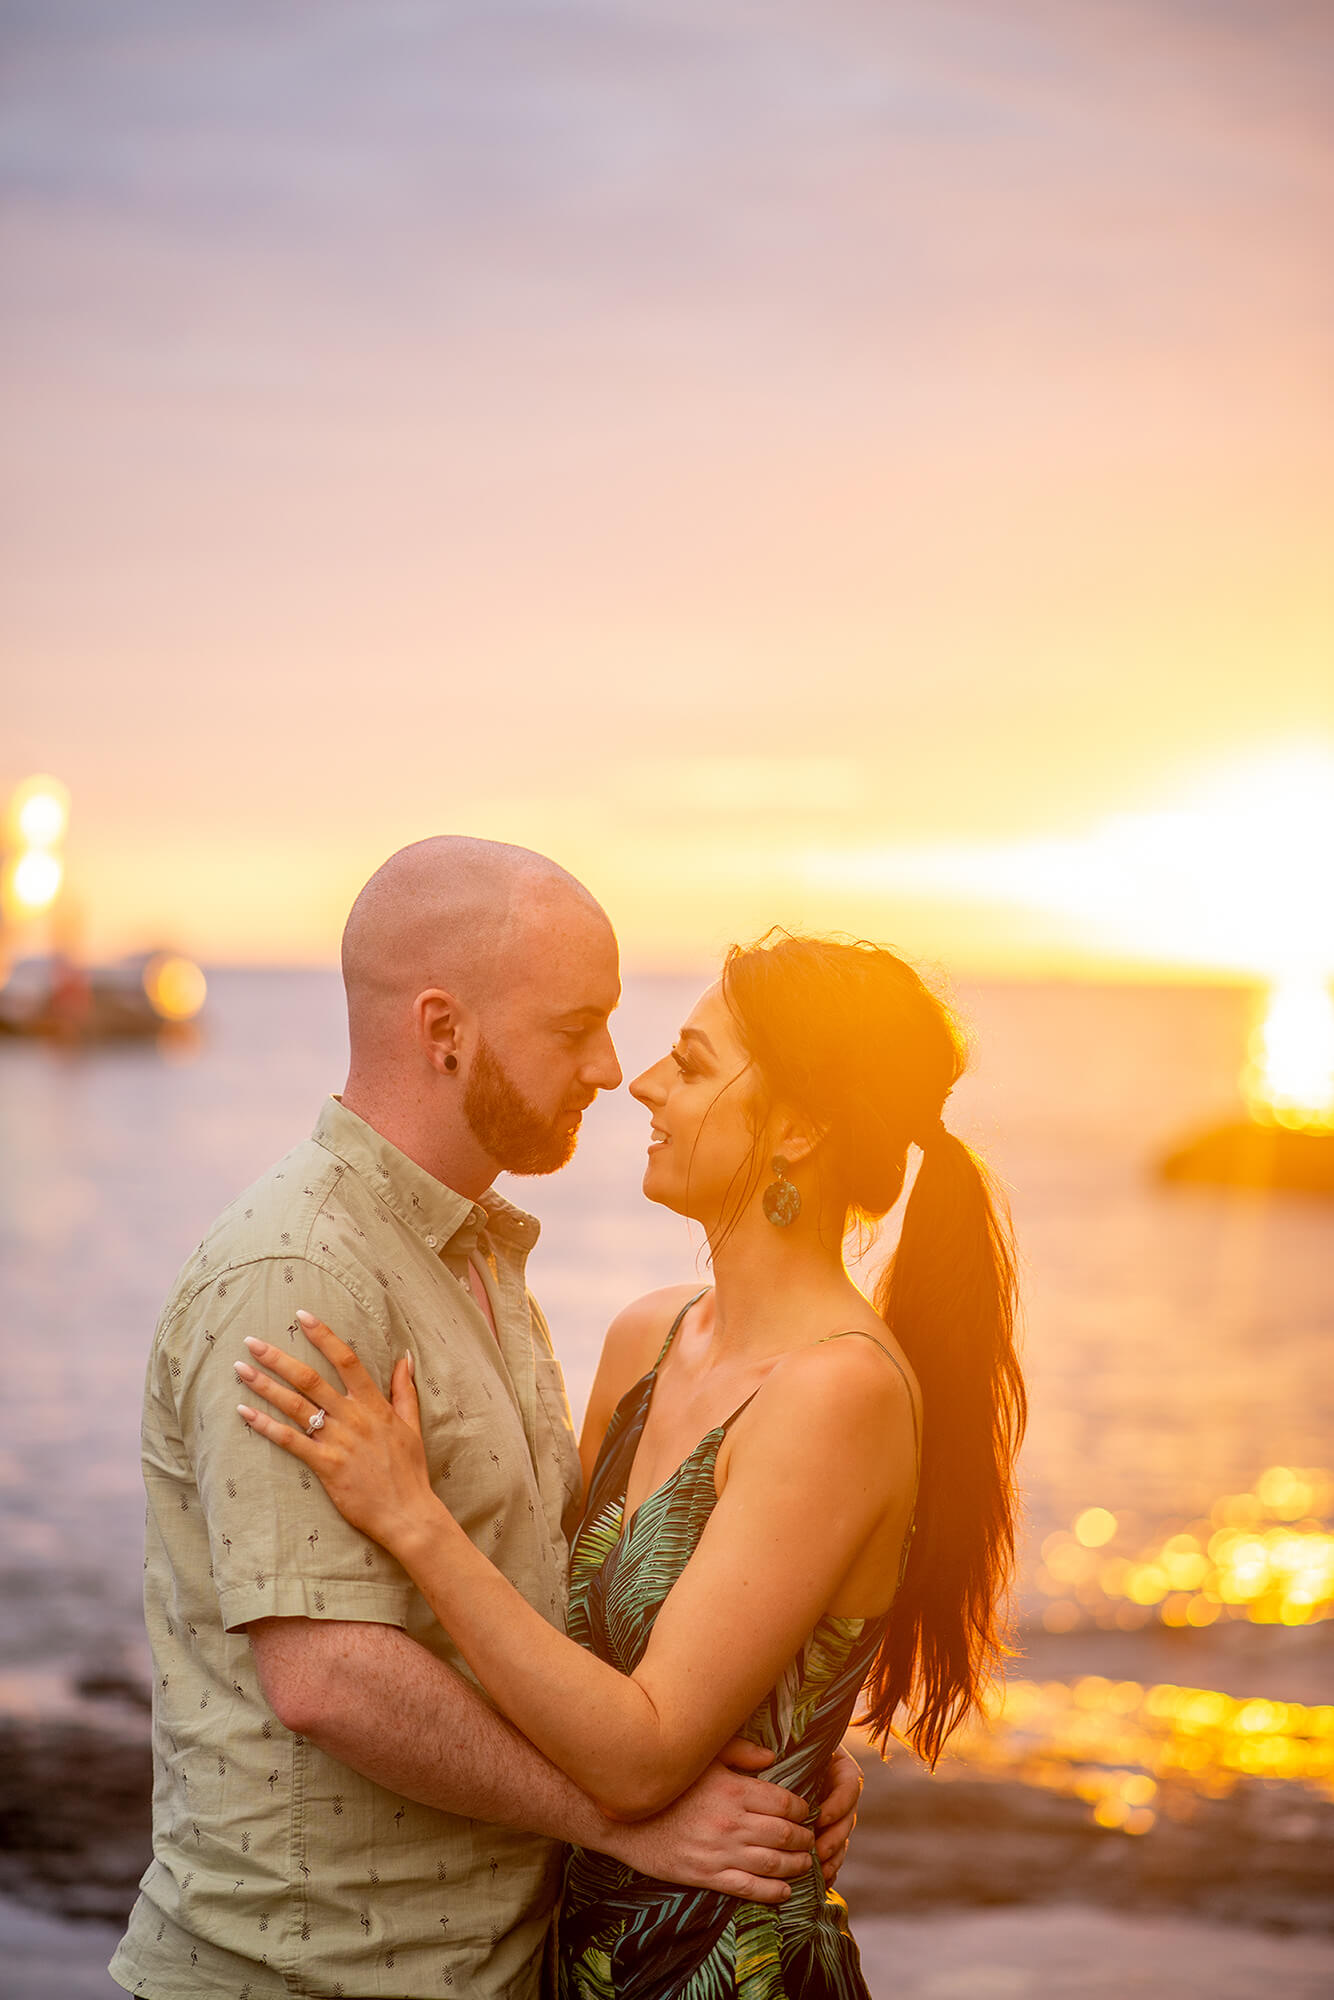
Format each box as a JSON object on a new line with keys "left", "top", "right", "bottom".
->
{"left": 111, "top": 1097, "right": 583, "bottom": 2000}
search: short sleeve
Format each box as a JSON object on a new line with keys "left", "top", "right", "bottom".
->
{"left": 163, "top": 1256, "right": 417, "bottom": 1632}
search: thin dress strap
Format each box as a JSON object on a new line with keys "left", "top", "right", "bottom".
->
{"left": 818, "top": 1329, "right": 920, "bottom": 1470}
{"left": 651, "top": 1287, "right": 710, "bottom": 1372}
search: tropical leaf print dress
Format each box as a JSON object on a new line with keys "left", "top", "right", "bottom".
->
{"left": 559, "top": 1294, "right": 919, "bottom": 1999}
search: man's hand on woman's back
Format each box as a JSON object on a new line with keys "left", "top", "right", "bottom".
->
{"left": 601, "top": 1736, "right": 816, "bottom": 1905}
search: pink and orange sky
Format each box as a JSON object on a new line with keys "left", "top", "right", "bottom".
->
{"left": 2, "top": 1, "right": 1331, "bottom": 975}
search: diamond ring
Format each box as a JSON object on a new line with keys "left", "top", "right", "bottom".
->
{"left": 306, "top": 1407, "right": 327, "bottom": 1436}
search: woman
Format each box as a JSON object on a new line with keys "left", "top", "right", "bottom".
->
{"left": 235, "top": 932, "right": 1026, "bottom": 1997}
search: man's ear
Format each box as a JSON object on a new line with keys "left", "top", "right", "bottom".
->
{"left": 414, "top": 989, "right": 466, "bottom": 1076}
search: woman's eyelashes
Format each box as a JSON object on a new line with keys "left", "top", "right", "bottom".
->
{"left": 670, "top": 1043, "right": 699, "bottom": 1079}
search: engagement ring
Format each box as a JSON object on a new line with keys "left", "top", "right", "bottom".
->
{"left": 306, "top": 1407, "right": 327, "bottom": 1436}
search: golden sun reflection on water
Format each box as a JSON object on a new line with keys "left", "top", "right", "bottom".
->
{"left": 1035, "top": 1468, "right": 1334, "bottom": 1634}
{"left": 942, "top": 1674, "right": 1334, "bottom": 1835}
{"left": 920, "top": 1469, "right": 1334, "bottom": 1837}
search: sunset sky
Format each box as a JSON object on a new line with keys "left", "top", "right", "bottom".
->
{"left": 2, "top": 1, "right": 1331, "bottom": 975}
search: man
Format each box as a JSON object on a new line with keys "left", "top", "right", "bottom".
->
{"left": 112, "top": 838, "right": 859, "bottom": 1999}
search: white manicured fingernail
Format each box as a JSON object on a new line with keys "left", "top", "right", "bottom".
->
{"left": 295, "top": 1310, "right": 317, "bottom": 1327}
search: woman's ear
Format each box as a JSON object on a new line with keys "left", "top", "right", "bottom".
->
{"left": 771, "top": 1111, "right": 826, "bottom": 1169}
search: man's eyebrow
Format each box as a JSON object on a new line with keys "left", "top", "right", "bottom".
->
{"left": 679, "top": 1026, "right": 716, "bottom": 1056}
{"left": 555, "top": 1004, "right": 610, "bottom": 1023}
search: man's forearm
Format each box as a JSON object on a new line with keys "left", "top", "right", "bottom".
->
{"left": 248, "top": 1616, "right": 818, "bottom": 1907}
{"left": 248, "top": 1616, "right": 615, "bottom": 1849}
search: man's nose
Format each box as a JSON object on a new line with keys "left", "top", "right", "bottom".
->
{"left": 583, "top": 1029, "right": 623, "bottom": 1093}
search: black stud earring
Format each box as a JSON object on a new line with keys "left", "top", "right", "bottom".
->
{"left": 443, "top": 1053, "right": 458, "bottom": 1072}
{"left": 762, "top": 1156, "right": 801, "bottom": 1227}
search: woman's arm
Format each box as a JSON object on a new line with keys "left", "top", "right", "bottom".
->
{"left": 236, "top": 1316, "right": 912, "bottom": 1821}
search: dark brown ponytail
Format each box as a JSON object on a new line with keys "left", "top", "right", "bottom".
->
{"left": 722, "top": 931, "right": 1025, "bottom": 1765}
{"left": 865, "top": 1128, "right": 1024, "bottom": 1763}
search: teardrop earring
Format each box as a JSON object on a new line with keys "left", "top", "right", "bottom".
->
{"left": 762, "top": 1156, "right": 801, "bottom": 1227}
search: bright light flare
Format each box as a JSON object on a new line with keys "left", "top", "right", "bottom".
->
{"left": 142, "top": 954, "right": 207, "bottom": 1023}
{"left": 8, "top": 774, "right": 70, "bottom": 849}
{"left": 11, "top": 850, "right": 64, "bottom": 911}
{"left": 802, "top": 744, "right": 1334, "bottom": 981}
{"left": 1244, "top": 974, "right": 1334, "bottom": 1131}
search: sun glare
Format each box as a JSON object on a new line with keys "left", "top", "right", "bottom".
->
{"left": 804, "top": 744, "right": 1334, "bottom": 983}
{"left": 1244, "top": 974, "right": 1334, "bottom": 1131}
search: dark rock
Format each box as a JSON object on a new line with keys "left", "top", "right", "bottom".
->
{"left": 71, "top": 1671, "right": 152, "bottom": 1714}
{"left": 0, "top": 1712, "right": 150, "bottom": 1926}
{"left": 1158, "top": 1122, "right": 1334, "bottom": 1196}
{"left": 840, "top": 1750, "right": 1334, "bottom": 1935}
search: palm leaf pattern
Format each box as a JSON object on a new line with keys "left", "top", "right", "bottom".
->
{"left": 559, "top": 1299, "right": 887, "bottom": 1998}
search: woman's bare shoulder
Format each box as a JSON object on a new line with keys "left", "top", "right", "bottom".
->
{"left": 714, "top": 1329, "right": 918, "bottom": 1542}
{"left": 779, "top": 1326, "right": 916, "bottom": 1406}
{"left": 600, "top": 1283, "right": 708, "bottom": 1382}
{"left": 739, "top": 1324, "right": 919, "bottom": 1476}
{"left": 579, "top": 1285, "right": 709, "bottom": 1474}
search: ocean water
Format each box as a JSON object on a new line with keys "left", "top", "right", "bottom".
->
{"left": 1, "top": 970, "right": 1331, "bottom": 1681}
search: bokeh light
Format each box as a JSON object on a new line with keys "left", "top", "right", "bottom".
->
{"left": 4, "top": 773, "right": 72, "bottom": 924}
{"left": 940, "top": 1673, "right": 1334, "bottom": 1834}
{"left": 1035, "top": 1469, "right": 1334, "bottom": 1635}
{"left": 13, "top": 776, "right": 70, "bottom": 848}
{"left": 7, "top": 774, "right": 71, "bottom": 850}
{"left": 142, "top": 954, "right": 208, "bottom": 1024}
{"left": 11, "top": 849, "right": 64, "bottom": 912}
{"left": 1074, "top": 1507, "right": 1118, "bottom": 1549}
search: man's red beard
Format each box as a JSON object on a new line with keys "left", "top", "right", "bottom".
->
{"left": 463, "top": 1035, "right": 582, "bottom": 1176}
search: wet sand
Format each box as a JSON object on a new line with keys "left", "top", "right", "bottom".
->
{"left": 7, "top": 1899, "right": 1334, "bottom": 2000}
{"left": 854, "top": 1906, "right": 1334, "bottom": 1999}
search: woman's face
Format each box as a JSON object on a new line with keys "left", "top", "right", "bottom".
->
{"left": 629, "top": 984, "right": 763, "bottom": 1227}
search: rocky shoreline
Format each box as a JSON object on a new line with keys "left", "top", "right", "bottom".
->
{"left": 0, "top": 1676, "right": 151, "bottom": 1926}
{"left": 2, "top": 1625, "right": 1331, "bottom": 1939}
{"left": 843, "top": 1745, "right": 1334, "bottom": 1934}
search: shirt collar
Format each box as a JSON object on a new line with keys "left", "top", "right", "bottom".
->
{"left": 311, "top": 1097, "right": 540, "bottom": 1261}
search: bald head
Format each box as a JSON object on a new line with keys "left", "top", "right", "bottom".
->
{"left": 338, "top": 838, "right": 622, "bottom": 1187}
{"left": 342, "top": 837, "right": 606, "bottom": 1044}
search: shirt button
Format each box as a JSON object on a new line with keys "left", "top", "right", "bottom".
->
{"left": 425, "top": 1235, "right": 438, "bottom": 1248}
